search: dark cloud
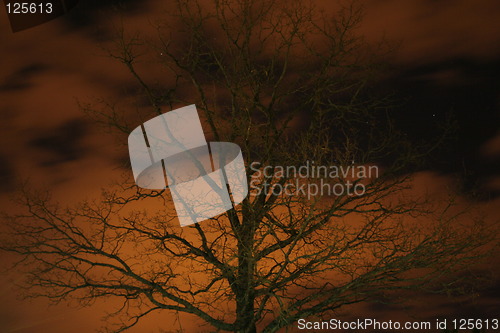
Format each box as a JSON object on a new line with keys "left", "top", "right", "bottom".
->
{"left": 364, "top": 300, "right": 407, "bottom": 314}
{"left": 362, "top": 0, "right": 500, "bottom": 64}
{"left": 382, "top": 57, "right": 500, "bottom": 199}
{"left": 29, "top": 118, "right": 90, "bottom": 167}
{"left": 438, "top": 299, "right": 499, "bottom": 320}
{"left": 60, "top": 0, "right": 153, "bottom": 39}
{"left": 0, "top": 63, "right": 49, "bottom": 92}
{"left": 483, "top": 279, "right": 500, "bottom": 300}
{"left": 0, "top": 154, "right": 16, "bottom": 192}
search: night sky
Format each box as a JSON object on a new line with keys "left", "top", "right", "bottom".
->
{"left": 0, "top": 0, "right": 499, "bottom": 332}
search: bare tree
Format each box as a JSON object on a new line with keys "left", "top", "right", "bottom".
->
{"left": 1, "top": 0, "right": 496, "bottom": 332}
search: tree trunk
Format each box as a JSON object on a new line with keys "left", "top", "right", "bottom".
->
{"left": 235, "top": 218, "right": 257, "bottom": 333}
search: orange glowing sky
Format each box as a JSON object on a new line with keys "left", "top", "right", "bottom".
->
{"left": 0, "top": 0, "right": 499, "bottom": 332}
